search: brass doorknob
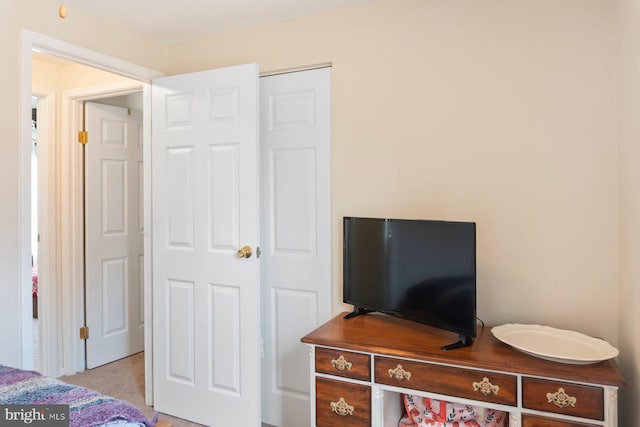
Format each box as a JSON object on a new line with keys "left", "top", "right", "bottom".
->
{"left": 237, "top": 246, "right": 252, "bottom": 259}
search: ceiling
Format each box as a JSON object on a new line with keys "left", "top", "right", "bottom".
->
{"left": 52, "top": 0, "right": 378, "bottom": 44}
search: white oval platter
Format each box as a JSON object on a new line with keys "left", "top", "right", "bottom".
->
{"left": 491, "top": 323, "right": 619, "bottom": 365}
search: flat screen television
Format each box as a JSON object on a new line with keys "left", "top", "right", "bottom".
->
{"left": 343, "top": 217, "right": 477, "bottom": 350}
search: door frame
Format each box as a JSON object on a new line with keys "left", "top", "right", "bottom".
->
{"left": 31, "top": 86, "right": 56, "bottom": 377}
{"left": 20, "top": 30, "right": 162, "bottom": 404}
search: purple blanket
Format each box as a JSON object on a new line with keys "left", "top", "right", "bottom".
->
{"left": 0, "top": 365, "right": 155, "bottom": 427}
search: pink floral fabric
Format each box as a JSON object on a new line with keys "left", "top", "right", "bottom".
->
{"left": 400, "top": 394, "right": 507, "bottom": 427}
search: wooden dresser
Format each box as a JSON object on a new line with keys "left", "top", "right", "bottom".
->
{"left": 301, "top": 313, "right": 625, "bottom": 427}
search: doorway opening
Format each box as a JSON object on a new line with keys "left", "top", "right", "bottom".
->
{"left": 21, "top": 31, "right": 161, "bottom": 407}
{"left": 33, "top": 51, "right": 145, "bottom": 372}
{"left": 32, "top": 69, "right": 145, "bottom": 374}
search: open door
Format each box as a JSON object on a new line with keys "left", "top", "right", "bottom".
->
{"left": 151, "top": 64, "right": 261, "bottom": 426}
{"left": 85, "top": 102, "right": 144, "bottom": 369}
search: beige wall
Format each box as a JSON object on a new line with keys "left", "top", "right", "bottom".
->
{"left": 33, "top": 54, "right": 140, "bottom": 116}
{"left": 0, "top": 0, "right": 166, "bottom": 366}
{"left": 60, "top": 62, "right": 140, "bottom": 91}
{"left": 171, "top": 2, "right": 628, "bottom": 418}
{"left": 615, "top": 0, "right": 640, "bottom": 424}
{"left": 32, "top": 55, "right": 64, "bottom": 89}
{"left": 32, "top": 54, "right": 139, "bottom": 117}
{"left": 170, "top": 0, "right": 619, "bottom": 341}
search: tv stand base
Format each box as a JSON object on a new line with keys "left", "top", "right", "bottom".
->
{"left": 344, "top": 307, "right": 373, "bottom": 319}
{"left": 440, "top": 334, "right": 473, "bottom": 350}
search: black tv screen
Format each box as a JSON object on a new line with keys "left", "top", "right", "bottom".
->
{"left": 343, "top": 217, "right": 477, "bottom": 347}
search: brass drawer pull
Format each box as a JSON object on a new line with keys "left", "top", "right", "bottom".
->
{"left": 388, "top": 364, "right": 411, "bottom": 381}
{"left": 472, "top": 377, "right": 500, "bottom": 396}
{"left": 330, "top": 397, "right": 354, "bottom": 416}
{"left": 331, "top": 355, "right": 353, "bottom": 371}
{"left": 547, "top": 387, "right": 577, "bottom": 408}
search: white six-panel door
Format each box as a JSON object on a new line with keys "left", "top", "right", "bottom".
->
{"left": 260, "top": 68, "right": 332, "bottom": 427}
{"left": 151, "top": 64, "right": 261, "bottom": 426}
{"left": 85, "top": 102, "right": 144, "bottom": 369}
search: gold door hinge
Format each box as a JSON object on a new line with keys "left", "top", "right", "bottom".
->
{"left": 78, "top": 131, "right": 88, "bottom": 144}
{"left": 80, "top": 326, "right": 89, "bottom": 340}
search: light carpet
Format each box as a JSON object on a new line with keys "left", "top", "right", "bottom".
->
{"left": 60, "top": 352, "right": 205, "bottom": 427}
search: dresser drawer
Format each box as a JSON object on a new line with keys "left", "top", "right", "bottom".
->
{"left": 315, "top": 347, "right": 371, "bottom": 381}
{"left": 375, "top": 356, "right": 517, "bottom": 406}
{"left": 522, "top": 413, "right": 600, "bottom": 427}
{"left": 316, "top": 377, "right": 371, "bottom": 427}
{"left": 522, "top": 377, "right": 604, "bottom": 421}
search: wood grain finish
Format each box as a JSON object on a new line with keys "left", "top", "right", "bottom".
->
{"left": 316, "top": 377, "right": 371, "bottom": 427}
{"left": 523, "top": 377, "right": 604, "bottom": 420}
{"left": 375, "top": 356, "right": 517, "bottom": 406}
{"left": 301, "top": 312, "right": 626, "bottom": 387}
{"left": 302, "top": 313, "right": 623, "bottom": 427}
{"left": 522, "top": 413, "right": 600, "bottom": 427}
{"left": 315, "top": 347, "right": 371, "bottom": 381}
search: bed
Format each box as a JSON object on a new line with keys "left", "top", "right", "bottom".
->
{"left": 0, "top": 365, "right": 157, "bottom": 427}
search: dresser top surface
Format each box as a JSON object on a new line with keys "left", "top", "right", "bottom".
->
{"left": 301, "top": 312, "right": 626, "bottom": 387}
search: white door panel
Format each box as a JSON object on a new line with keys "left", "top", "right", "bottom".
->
{"left": 261, "top": 68, "right": 332, "bottom": 427}
{"left": 271, "top": 148, "right": 317, "bottom": 254}
{"left": 152, "top": 64, "right": 260, "bottom": 426}
{"left": 271, "top": 287, "right": 318, "bottom": 393}
{"left": 85, "top": 102, "right": 144, "bottom": 369}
